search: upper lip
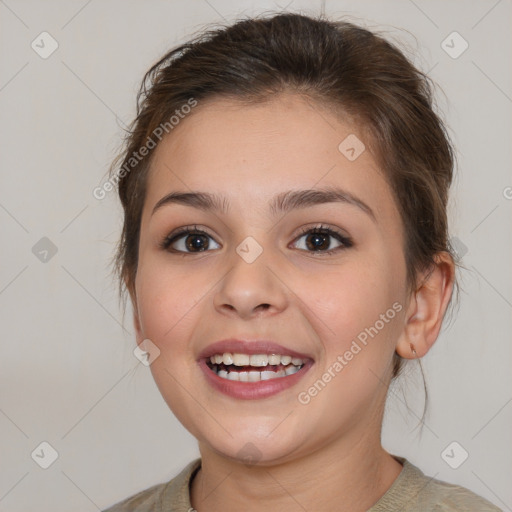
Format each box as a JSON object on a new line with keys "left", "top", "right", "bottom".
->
{"left": 197, "top": 339, "right": 314, "bottom": 361}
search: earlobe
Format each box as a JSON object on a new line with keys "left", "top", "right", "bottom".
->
{"left": 396, "top": 252, "right": 455, "bottom": 360}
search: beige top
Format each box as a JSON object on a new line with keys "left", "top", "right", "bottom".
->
{"left": 102, "top": 456, "right": 502, "bottom": 511}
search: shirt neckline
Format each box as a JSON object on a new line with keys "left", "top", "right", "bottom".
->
{"left": 162, "top": 455, "right": 426, "bottom": 511}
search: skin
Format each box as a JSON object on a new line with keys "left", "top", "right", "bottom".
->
{"left": 130, "top": 92, "right": 455, "bottom": 512}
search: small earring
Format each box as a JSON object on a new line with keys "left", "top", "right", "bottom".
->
{"left": 409, "top": 342, "right": 417, "bottom": 358}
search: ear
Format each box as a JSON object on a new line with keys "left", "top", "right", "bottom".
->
{"left": 396, "top": 252, "right": 455, "bottom": 359}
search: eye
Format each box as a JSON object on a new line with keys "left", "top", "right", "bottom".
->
{"left": 291, "top": 224, "right": 353, "bottom": 255}
{"left": 160, "top": 223, "right": 353, "bottom": 255}
{"left": 160, "top": 225, "right": 220, "bottom": 253}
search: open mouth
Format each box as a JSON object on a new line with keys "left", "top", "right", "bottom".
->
{"left": 206, "top": 352, "right": 306, "bottom": 382}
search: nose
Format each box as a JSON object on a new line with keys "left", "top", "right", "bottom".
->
{"left": 212, "top": 248, "right": 289, "bottom": 320}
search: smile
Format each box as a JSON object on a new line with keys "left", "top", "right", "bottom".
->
{"left": 200, "top": 353, "right": 313, "bottom": 400}
{"left": 207, "top": 352, "right": 305, "bottom": 381}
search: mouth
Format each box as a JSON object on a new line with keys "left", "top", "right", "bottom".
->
{"left": 206, "top": 352, "right": 306, "bottom": 382}
{"left": 197, "top": 340, "right": 314, "bottom": 400}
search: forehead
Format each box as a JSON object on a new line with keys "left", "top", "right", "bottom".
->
{"left": 144, "top": 93, "right": 394, "bottom": 222}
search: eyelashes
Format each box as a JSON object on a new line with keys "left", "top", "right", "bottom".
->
{"left": 292, "top": 225, "right": 353, "bottom": 254}
{"left": 160, "top": 225, "right": 220, "bottom": 254}
{"left": 159, "top": 223, "right": 353, "bottom": 256}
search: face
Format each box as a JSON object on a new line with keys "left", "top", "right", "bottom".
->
{"left": 133, "top": 93, "right": 410, "bottom": 465}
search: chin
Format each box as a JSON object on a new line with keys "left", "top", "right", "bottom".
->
{"left": 196, "top": 424, "right": 308, "bottom": 467}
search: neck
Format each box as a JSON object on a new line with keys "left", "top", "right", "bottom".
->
{"left": 190, "top": 428, "right": 403, "bottom": 512}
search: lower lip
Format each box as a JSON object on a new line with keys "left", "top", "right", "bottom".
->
{"left": 198, "top": 359, "right": 314, "bottom": 400}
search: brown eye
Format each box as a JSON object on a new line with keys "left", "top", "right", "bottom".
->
{"left": 161, "top": 227, "right": 220, "bottom": 253}
{"left": 183, "top": 233, "right": 210, "bottom": 252}
{"left": 292, "top": 226, "right": 353, "bottom": 255}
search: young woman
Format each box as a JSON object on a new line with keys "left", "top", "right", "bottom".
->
{"left": 102, "top": 12, "right": 502, "bottom": 512}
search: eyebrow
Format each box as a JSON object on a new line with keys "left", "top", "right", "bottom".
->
{"left": 151, "top": 186, "right": 376, "bottom": 222}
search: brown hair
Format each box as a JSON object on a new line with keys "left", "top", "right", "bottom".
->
{"left": 109, "top": 12, "right": 459, "bottom": 424}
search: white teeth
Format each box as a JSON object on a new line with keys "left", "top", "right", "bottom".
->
{"left": 214, "top": 365, "right": 302, "bottom": 381}
{"left": 232, "top": 353, "right": 250, "bottom": 366}
{"left": 280, "top": 355, "right": 292, "bottom": 365}
{"left": 250, "top": 354, "right": 268, "bottom": 367}
{"left": 268, "top": 354, "right": 280, "bottom": 365}
{"left": 208, "top": 351, "right": 308, "bottom": 382}
{"left": 248, "top": 371, "right": 261, "bottom": 382}
{"left": 209, "top": 352, "right": 305, "bottom": 367}
{"left": 285, "top": 365, "right": 299, "bottom": 376}
{"left": 212, "top": 364, "right": 304, "bottom": 381}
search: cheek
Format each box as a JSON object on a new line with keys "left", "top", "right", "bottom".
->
{"left": 302, "top": 260, "right": 397, "bottom": 343}
{"left": 296, "top": 264, "right": 404, "bottom": 425}
{"left": 135, "top": 262, "right": 205, "bottom": 430}
{"left": 135, "top": 256, "right": 207, "bottom": 342}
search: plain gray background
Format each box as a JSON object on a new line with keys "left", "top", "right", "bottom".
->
{"left": 0, "top": 0, "right": 511, "bottom": 510}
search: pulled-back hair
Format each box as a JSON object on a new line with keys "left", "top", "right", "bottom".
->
{"left": 109, "top": 12, "right": 459, "bottom": 402}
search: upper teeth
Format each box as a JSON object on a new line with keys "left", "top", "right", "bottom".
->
{"left": 209, "top": 353, "right": 304, "bottom": 367}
